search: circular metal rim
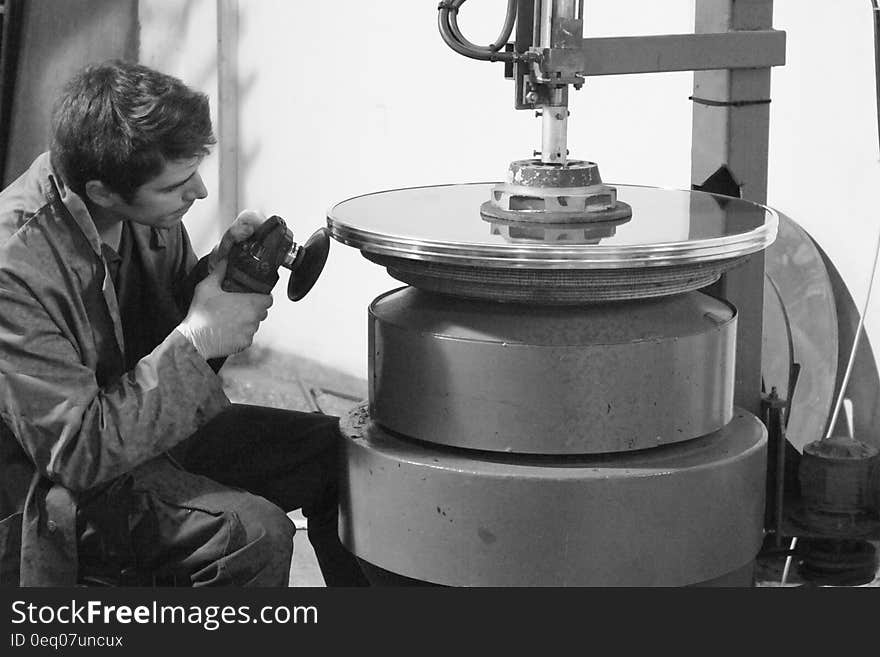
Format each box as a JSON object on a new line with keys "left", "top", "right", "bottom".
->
{"left": 326, "top": 182, "right": 779, "bottom": 270}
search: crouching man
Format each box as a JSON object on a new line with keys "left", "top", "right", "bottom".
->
{"left": 0, "top": 60, "right": 367, "bottom": 586}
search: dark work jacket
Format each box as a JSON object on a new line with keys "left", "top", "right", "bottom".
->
{"left": 0, "top": 153, "right": 230, "bottom": 585}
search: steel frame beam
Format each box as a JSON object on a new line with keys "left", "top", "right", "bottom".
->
{"left": 544, "top": 30, "right": 785, "bottom": 76}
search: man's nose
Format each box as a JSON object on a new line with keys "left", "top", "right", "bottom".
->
{"left": 183, "top": 173, "right": 208, "bottom": 202}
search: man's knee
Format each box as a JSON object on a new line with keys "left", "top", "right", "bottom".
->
{"left": 225, "top": 494, "right": 295, "bottom": 586}
{"left": 244, "top": 496, "right": 296, "bottom": 554}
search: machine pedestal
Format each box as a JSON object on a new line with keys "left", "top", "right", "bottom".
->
{"left": 339, "top": 406, "right": 765, "bottom": 586}
{"left": 339, "top": 286, "right": 767, "bottom": 586}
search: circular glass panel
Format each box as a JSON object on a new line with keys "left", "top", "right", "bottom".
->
{"left": 327, "top": 183, "right": 778, "bottom": 269}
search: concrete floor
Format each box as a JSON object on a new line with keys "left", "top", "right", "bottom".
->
{"left": 220, "top": 346, "right": 367, "bottom": 587}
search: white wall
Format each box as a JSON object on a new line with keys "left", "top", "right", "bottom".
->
{"left": 139, "top": 0, "right": 224, "bottom": 254}
{"left": 145, "top": 1, "right": 880, "bottom": 381}
{"left": 769, "top": 2, "right": 880, "bottom": 329}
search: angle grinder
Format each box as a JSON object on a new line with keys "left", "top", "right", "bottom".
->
{"left": 222, "top": 215, "right": 330, "bottom": 301}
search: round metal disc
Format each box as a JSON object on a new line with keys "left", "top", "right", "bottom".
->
{"left": 327, "top": 183, "right": 778, "bottom": 269}
{"left": 761, "top": 213, "right": 880, "bottom": 453}
{"left": 762, "top": 213, "right": 838, "bottom": 452}
{"left": 287, "top": 227, "right": 330, "bottom": 301}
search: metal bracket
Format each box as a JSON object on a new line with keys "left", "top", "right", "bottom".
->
{"left": 692, "top": 165, "right": 742, "bottom": 198}
{"left": 761, "top": 386, "right": 792, "bottom": 547}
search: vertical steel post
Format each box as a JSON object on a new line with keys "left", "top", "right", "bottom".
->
{"left": 538, "top": 0, "right": 579, "bottom": 165}
{"left": 691, "top": 0, "right": 775, "bottom": 417}
{"left": 0, "top": 0, "right": 24, "bottom": 187}
{"left": 217, "top": 0, "right": 239, "bottom": 227}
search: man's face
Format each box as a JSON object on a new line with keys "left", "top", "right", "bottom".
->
{"left": 112, "top": 156, "right": 208, "bottom": 228}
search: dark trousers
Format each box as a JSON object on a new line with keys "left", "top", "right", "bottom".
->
{"left": 77, "top": 404, "right": 368, "bottom": 587}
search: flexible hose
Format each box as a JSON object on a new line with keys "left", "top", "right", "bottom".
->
{"left": 447, "top": 0, "right": 517, "bottom": 53}
{"left": 437, "top": 0, "right": 519, "bottom": 62}
{"left": 780, "top": 537, "right": 798, "bottom": 586}
{"left": 823, "top": 227, "right": 880, "bottom": 441}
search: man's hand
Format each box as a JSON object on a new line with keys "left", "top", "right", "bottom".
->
{"left": 176, "top": 259, "right": 273, "bottom": 359}
{"left": 208, "top": 209, "right": 267, "bottom": 272}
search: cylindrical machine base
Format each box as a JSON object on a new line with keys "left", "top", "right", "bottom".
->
{"left": 370, "top": 287, "right": 736, "bottom": 454}
{"left": 339, "top": 406, "right": 767, "bottom": 587}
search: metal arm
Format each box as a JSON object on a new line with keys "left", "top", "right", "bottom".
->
{"left": 438, "top": 0, "right": 785, "bottom": 169}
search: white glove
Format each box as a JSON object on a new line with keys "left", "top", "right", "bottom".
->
{"left": 177, "top": 259, "right": 273, "bottom": 359}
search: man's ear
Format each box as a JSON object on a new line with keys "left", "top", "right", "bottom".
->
{"left": 84, "top": 180, "right": 124, "bottom": 208}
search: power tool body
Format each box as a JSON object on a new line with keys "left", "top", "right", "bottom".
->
{"left": 222, "top": 215, "right": 330, "bottom": 301}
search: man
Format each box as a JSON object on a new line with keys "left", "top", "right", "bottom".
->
{"left": 0, "top": 60, "right": 367, "bottom": 586}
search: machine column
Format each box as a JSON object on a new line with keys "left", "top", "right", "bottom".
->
{"left": 691, "top": 0, "right": 775, "bottom": 416}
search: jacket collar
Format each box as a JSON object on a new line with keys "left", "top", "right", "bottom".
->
{"left": 42, "top": 153, "right": 104, "bottom": 258}
{"left": 42, "top": 153, "right": 127, "bottom": 360}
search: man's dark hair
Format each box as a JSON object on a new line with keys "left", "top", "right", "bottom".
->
{"left": 51, "top": 59, "right": 216, "bottom": 201}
